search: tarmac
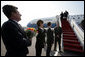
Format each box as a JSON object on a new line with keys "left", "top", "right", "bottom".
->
{"left": 1, "top": 35, "right": 55, "bottom": 56}
{"left": 1, "top": 34, "right": 83, "bottom": 56}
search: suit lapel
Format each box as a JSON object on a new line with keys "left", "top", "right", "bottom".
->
{"left": 9, "top": 19, "right": 26, "bottom": 38}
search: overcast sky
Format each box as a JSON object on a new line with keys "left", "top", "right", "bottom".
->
{"left": 1, "top": 1, "right": 84, "bottom": 27}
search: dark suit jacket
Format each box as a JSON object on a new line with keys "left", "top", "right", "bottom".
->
{"left": 54, "top": 26, "right": 62, "bottom": 40}
{"left": 47, "top": 28, "right": 54, "bottom": 44}
{"left": 1, "top": 19, "right": 31, "bottom": 56}
{"left": 60, "top": 13, "right": 64, "bottom": 19}
{"left": 36, "top": 28, "right": 46, "bottom": 48}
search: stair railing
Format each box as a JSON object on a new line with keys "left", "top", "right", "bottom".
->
{"left": 67, "top": 18, "right": 84, "bottom": 50}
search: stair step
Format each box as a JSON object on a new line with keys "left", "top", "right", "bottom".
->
{"left": 62, "top": 19, "right": 83, "bottom": 53}
{"left": 64, "top": 43, "right": 83, "bottom": 49}
{"left": 63, "top": 30, "right": 74, "bottom": 32}
{"left": 64, "top": 47, "right": 84, "bottom": 53}
{"left": 63, "top": 34, "right": 76, "bottom": 36}
{"left": 63, "top": 37, "right": 77, "bottom": 39}
{"left": 63, "top": 32, "right": 74, "bottom": 33}
{"left": 62, "top": 27, "right": 72, "bottom": 28}
{"left": 62, "top": 27, "right": 71, "bottom": 28}
{"left": 63, "top": 38, "right": 78, "bottom": 40}
{"left": 63, "top": 29, "right": 73, "bottom": 31}
{"left": 63, "top": 35, "right": 77, "bottom": 38}
{"left": 63, "top": 29, "right": 73, "bottom": 30}
{"left": 63, "top": 32, "right": 75, "bottom": 34}
{"left": 63, "top": 40, "right": 80, "bottom": 44}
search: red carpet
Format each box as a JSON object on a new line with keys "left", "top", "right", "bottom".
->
{"left": 61, "top": 19, "right": 84, "bottom": 53}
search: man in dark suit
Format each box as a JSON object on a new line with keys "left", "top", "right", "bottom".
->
{"left": 46, "top": 22, "right": 54, "bottom": 56}
{"left": 54, "top": 23, "right": 62, "bottom": 52}
{"left": 35, "top": 20, "right": 46, "bottom": 56}
{"left": 63, "top": 10, "right": 69, "bottom": 20}
{"left": 60, "top": 12, "right": 64, "bottom": 20}
{"left": 1, "top": 5, "right": 32, "bottom": 56}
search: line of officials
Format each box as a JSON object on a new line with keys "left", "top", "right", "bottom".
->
{"left": 36, "top": 20, "right": 62, "bottom": 56}
{"left": 1, "top": 5, "right": 62, "bottom": 56}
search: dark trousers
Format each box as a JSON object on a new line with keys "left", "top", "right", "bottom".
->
{"left": 46, "top": 43, "right": 52, "bottom": 56}
{"left": 5, "top": 52, "right": 27, "bottom": 56}
{"left": 35, "top": 46, "right": 42, "bottom": 56}
{"left": 54, "top": 38, "right": 61, "bottom": 51}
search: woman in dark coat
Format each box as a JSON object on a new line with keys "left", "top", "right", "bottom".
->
{"left": 35, "top": 20, "right": 46, "bottom": 56}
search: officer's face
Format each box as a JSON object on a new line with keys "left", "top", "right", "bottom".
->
{"left": 16, "top": 10, "right": 22, "bottom": 21}
{"left": 12, "top": 10, "right": 22, "bottom": 22}
{"left": 40, "top": 23, "right": 43, "bottom": 28}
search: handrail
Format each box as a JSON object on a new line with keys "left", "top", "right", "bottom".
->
{"left": 68, "top": 19, "right": 84, "bottom": 32}
{"left": 68, "top": 18, "right": 84, "bottom": 49}
{"left": 70, "top": 19, "right": 84, "bottom": 40}
{"left": 74, "top": 20, "right": 84, "bottom": 32}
